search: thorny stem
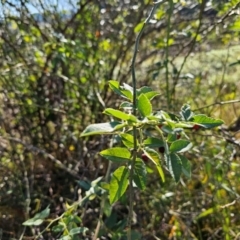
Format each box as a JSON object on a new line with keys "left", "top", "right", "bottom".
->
{"left": 127, "top": 1, "right": 167, "bottom": 239}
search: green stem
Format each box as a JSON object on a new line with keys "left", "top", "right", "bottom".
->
{"left": 127, "top": 1, "right": 167, "bottom": 239}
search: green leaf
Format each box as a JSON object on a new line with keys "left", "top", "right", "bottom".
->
{"left": 179, "top": 155, "right": 191, "bottom": 178}
{"left": 109, "top": 166, "right": 129, "bottom": 204}
{"left": 143, "top": 148, "right": 165, "bottom": 182}
{"left": 133, "top": 158, "right": 147, "bottom": 190}
{"left": 76, "top": 180, "right": 91, "bottom": 190}
{"left": 167, "top": 133, "right": 180, "bottom": 143}
{"left": 23, "top": 206, "right": 50, "bottom": 226}
{"left": 80, "top": 122, "right": 125, "bottom": 137}
{"left": 167, "top": 131, "right": 182, "bottom": 143}
{"left": 161, "top": 125, "right": 174, "bottom": 134}
{"left": 119, "top": 101, "right": 133, "bottom": 110}
{"left": 134, "top": 22, "right": 144, "bottom": 33}
{"left": 160, "top": 111, "right": 172, "bottom": 120}
{"left": 100, "top": 182, "right": 109, "bottom": 191}
{"left": 230, "top": 19, "right": 240, "bottom": 31}
{"left": 34, "top": 206, "right": 50, "bottom": 219}
{"left": 143, "top": 137, "right": 164, "bottom": 148}
{"left": 70, "top": 227, "right": 88, "bottom": 235}
{"left": 168, "top": 112, "right": 180, "bottom": 121}
{"left": 52, "top": 224, "right": 64, "bottom": 233}
{"left": 120, "top": 133, "right": 137, "bottom": 148}
{"left": 191, "top": 115, "right": 224, "bottom": 128}
{"left": 146, "top": 115, "right": 162, "bottom": 121}
{"left": 103, "top": 199, "right": 112, "bottom": 217}
{"left": 180, "top": 104, "right": 193, "bottom": 120}
{"left": 137, "top": 86, "right": 153, "bottom": 94}
{"left": 165, "top": 153, "right": 182, "bottom": 182}
{"left": 195, "top": 207, "right": 215, "bottom": 221}
{"left": 109, "top": 80, "right": 133, "bottom": 100}
{"left": 23, "top": 218, "right": 44, "bottom": 226}
{"left": 104, "top": 108, "right": 137, "bottom": 122}
{"left": 169, "top": 140, "right": 192, "bottom": 153}
{"left": 137, "top": 87, "right": 160, "bottom": 101}
{"left": 122, "top": 83, "right": 133, "bottom": 94}
{"left": 144, "top": 91, "right": 160, "bottom": 101}
{"left": 137, "top": 94, "right": 152, "bottom": 117}
{"left": 108, "top": 80, "right": 122, "bottom": 94}
{"left": 100, "top": 147, "right": 131, "bottom": 163}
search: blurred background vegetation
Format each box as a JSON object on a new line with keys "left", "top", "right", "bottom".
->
{"left": 0, "top": 0, "right": 240, "bottom": 239}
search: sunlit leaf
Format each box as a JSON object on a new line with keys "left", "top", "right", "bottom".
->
{"left": 230, "top": 19, "right": 240, "bottom": 31}
{"left": 137, "top": 94, "right": 152, "bottom": 117}
{"left": 169, "top": 140, "right": 192, "bottom": 153}
{"left": 144, "top": 91, "right": 160, "bottom": 100}
{"left": 143, "top": 148, "right": 165, "bottom": 182}
{"left": 120, "top": 133, "right": 138, "bottom": 148}
{"left": 134, "top": 22, "right": 144, "bottom": 33}
{"left": 165, "top": 153, "right": 182, "bottom": 182}
{"left": 32, "top": 205, "right": 50, "bottom": 219}
{"left": 104, "top": 108, "right": 137, "bottom": 122}
{"left": 80, "top": 122, "right": 124, "bottom": 137}
{"left": 100, "top": 147, "right": 131, "bottom": 163}
{"left": 23, "top": 206, "right": 50, "bottom": 226}
{"left": 137, "top": 87, "right": 160, "bottom": 101}
{"left": 100, "top": 182, "right": 109, "bottom": 191}
{"left": 191, "top": 115, "right": 224, "bottom": 128}
{"left": 109, "top": 166, "right": 129, "bottom": 204}
{"left": 108, "top": 80, "right": 133, "bottom": 100}
{"left": 122, "top": 83, "right": 133, "bottom": 93}
{"left": 195, "top": 207, "right": 215, "bottom": 221}
{"left": 23, "top": 218, "right": 44, "bottom": 226}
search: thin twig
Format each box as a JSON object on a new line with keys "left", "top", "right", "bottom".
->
{"left": 194, "top": 99, "right": 240, "bottom": 111}
{"left": 165, "top": 0, "right": 174, "bottom": 108}
{"left": 128, "top": 1, "right": 167, "bottom": 239}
